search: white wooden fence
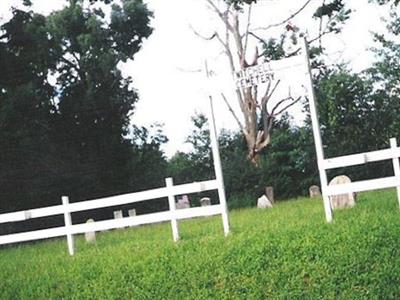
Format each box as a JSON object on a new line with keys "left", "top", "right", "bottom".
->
{"left": 301, "top": 38, "right": 400, "bottom": 221}
{"left": 320, "top": 138, "right": 400, "bottom": 218}
{"left": 0, "top": 76, "right": 230, "bottom": 255}
{"left": 0, "top": 177, "right": 229, "bottom": 255}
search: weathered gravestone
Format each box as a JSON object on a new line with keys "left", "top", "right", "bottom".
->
{"left": 328, "top": 175, "right": 356, "bottom": 209}
{"left": 200, "top": 197, "right": 211, "bottom": 207}
{"left": 176, "top": 195, "right": 190, "bottom": 209}
{"left": 84, "top": 219, "right": 96, "bottom": 244}
{"left": 309, "top": 185, "right": 321, "bottom": 198}
{"left": 257, "top": 195, "right": 273, "bottom": 209}
{"left": 128, "top": 209, "right": 137, "bottom": 227}
{"left": 113, "top": 210, "right": 123, "bottom": 219}
{"left": 113, "top": 210, "right": 124, "bottom": 229}
{"left": 265, "top": 186, "right": 274, "bottom": 203}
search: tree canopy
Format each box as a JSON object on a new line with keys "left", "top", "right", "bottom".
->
{"left": 0, "top": 0, "right": 166, "bottom": 229}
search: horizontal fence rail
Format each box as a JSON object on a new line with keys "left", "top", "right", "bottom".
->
{"left": 323, "top": 147, "right": 400, "bottom": 170}
{"left": 0, "top": 180, "right": 218, "bottom": 224}
{"left": 321, "top": 137, "right": 400, "bottom": 218}
{"left": 0, "top": 178, "right": 227, "bottom": 255}
{"left": 0, "top": 205, "right": 223, "bottom": 246}
{"left": 1, "top": 85, "right": 231, "bottom": 255}
{"left": 325, "top": 176, "right": 398, "bottom": 196}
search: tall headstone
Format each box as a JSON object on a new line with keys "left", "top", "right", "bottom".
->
{"left": 84, "top": 219, "right": 96, "bottom": 244}
{"left": 309, "top": 185, "right": 321, "bottom": 198}
{"left": 176, "top": 195, "right": 190, "bottom": 209}
{"left": 257, "top": 195, "right": 273, "bottom": 209}
{"left": 265, "top": 186, "right": 274, "bottom": 203}
{"left": 113, "top": 210, "right": 123, "bottom": 219}
{"left": 200, "top": 197, "right": 211, "bottom": 207}
{"left": 328, "top": 175, "right": 356, "bottom": 209}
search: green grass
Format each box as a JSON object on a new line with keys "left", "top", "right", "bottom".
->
{"left": 1, "top": 189, "right": 400, "bottom": 299}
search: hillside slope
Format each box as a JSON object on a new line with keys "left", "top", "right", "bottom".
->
{"left": 0, "top": 189, "right": 399, "bottom": 299}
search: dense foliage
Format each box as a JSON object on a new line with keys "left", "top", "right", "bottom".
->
{"left": 168, "top": 113, "right": 316, "bottom": 206}
{"left": 0, "top": 189, "right": 399, "bottom": 299}
{"left": 0, "top": 0, "right": 167, "bottom": 230}
{"left": 313, "top": 67, "right": 400, "bottom": 181}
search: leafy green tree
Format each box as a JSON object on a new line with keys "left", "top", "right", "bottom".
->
{"left": 309, "top": 65, "right": 399, "bottom": 182}
{"left": 46, "top": 0, "right": 153, "bottom": 201}
{"left": 167, "top": 113, "right": 213, "bottom": 185}
{"left": 0, "top": 7, "right": 59, "bottom": 212}
{"left": 0, "top": 0, "right": 167, "bottom": 224}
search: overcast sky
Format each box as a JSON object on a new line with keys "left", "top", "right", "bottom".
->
{"left": 0, "top": 0, "right": 391, "bottom": 157}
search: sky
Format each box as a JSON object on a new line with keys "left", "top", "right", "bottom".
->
{"left": 0, "top": 0, "right": 391, "bottom": 157}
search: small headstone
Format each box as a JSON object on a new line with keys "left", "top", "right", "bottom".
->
{"left": 200, "top": 197, "right": 211, "bottom": 207}
{"left": 309, "top": 185, "right": 321, "bottom": 198}
{"left": 128, "top": 209, "right": 137, "bottom": 227}
{"left": 84, "top": 219, "right": 96, "bottom": 244}
{"left": 328, "top": 175, "right": 356, "bottom": 209}
{"left": 176, "top": 195, "right": 190, "bottom": 209}
{"left": 113, "top": 210, "right": 123, "bottom": 219}
{"left": 257, "top": 195, "right": 273, "bottom": 209}
{"left": 265, "top": 186, "right": 274, "bottom": 203}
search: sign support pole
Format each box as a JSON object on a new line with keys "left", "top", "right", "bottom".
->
{"left": 301, "top": 38, "right": 333, "bottom": 223}
{"left": 205, "top": 61, "right": 230, "bottom": 236}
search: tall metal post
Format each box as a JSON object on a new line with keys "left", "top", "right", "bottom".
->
{"left": 301, "top": 38, "right": 333, "bottom": 222}
{"left": 205, "top": 61, "right": 230, "bottom": 236}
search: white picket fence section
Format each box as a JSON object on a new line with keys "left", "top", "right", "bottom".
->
{"left": 0, "top": 73, "right": 231, "bottom": 255}
{"left": 0, "top": 177, "right": 228, "bottom": 255}
{"left": 300, "top": 38, "right": 400, "bottom": 221}
{"left": 320, "top": 137, "right": 400, "bottom": 219}
{"left": 322, "top": 138, "right": 400, "bottom": 197}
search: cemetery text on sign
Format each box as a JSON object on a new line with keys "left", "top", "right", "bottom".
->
{"left": 235, "top": 62, "right": 275, "bottom": 89}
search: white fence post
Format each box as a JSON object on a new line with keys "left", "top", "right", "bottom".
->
{"left": 301, "top": 38, "right": 333, "bottom": 223}
{"left": 165, "top": 178, "right": 180, "bottom": 242}
{"left": 390, "top": 138, "right": 400, "bottom": 208}
{"left": 61, "top": 196, "right": 75, "bottom": 256}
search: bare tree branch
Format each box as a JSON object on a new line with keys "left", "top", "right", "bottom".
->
{"left": 273, "top": 96, "right": 302, "bottom": 116}
{"left": 221, "top": 93, "right": 245, "bottom": 133}
{"left": 270, "top": 96, "right": 293, "bottom": 116}
{"left": 205, "top": 0, "right": 233, "bottom": 31}
{"left": 252, "top": 0, "right": 313, "bottom": 32}
{"left": 189, "top": 24, "right": 218, "bottom": 41}
{"left": 243, "top": 4, "right": 253, "bottom": 58}
{"left": 232, "top": 12, "right": 245, "bottom": 63}
{"left": 257, "top": 130, "right": 271, "bottom": 150}
{"left": 318, "top": 0, "right": 326, "bottom": 49}
{"left": 309, "top": 9, "right": 346, "bottom": 45}
{"left": 262, "top": 79, "right": 281, "bottom": 106}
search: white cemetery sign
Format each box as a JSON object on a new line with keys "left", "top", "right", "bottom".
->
{"left": 232, "top": 37, "right": 400, "bottom": 222}
{"left": 235, "top": 62, "right": 275, "bottom": 89}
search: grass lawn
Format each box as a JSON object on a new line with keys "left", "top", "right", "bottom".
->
{"left": 0, "top": 189, "right": 399, "bottom": 299}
